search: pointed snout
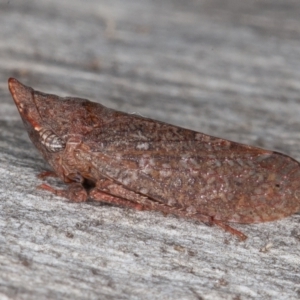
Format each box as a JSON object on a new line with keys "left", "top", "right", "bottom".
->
{"left": 8, "top": 78, "right": 42, "bottom": 131}
{"left": 8, "top": 78, "right": 33, "bottom": 108}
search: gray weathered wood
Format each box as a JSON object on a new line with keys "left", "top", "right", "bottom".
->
{"left": 1, "top": 0, "right": 300, "bottom": 299}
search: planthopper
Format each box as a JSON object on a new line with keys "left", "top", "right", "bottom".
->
{"left": 8, "top": 78, "right": 300, "bottom": 240}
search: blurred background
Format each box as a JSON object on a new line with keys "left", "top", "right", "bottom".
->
{"left": 2, "top": 0, "right": 300, "bottom": 153}
{"left": 1, "top": 0, "right": 300, "bottom": 299}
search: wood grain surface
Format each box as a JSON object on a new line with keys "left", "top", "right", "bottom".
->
{"left": 1, "top": 0, "right": 300, "bottom": 299}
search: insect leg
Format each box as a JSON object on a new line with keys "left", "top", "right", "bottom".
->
{"left": 89, "top": 188, "right": 144, "bottom": 210}
{"left": 37, "top": 171, "right": 58, "bottom": 180}
{"left": 95, "top": 180, "right": 247, "bottom": 239}
{"left": 212, "top": 220, "right": 247, "bottom": 241}
{"left": 37, "top": 183, "right": 88, "bottom": 202}
{"left": 93, "top": 179, "right": 212, "bottom": 223}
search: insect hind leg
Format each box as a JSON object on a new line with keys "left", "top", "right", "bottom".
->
{"left": 92, "top": 180, "right": 216, "bottom": 223}
{"left": 212, "top": 219, "right": 247, "bottom": 241}
{"left": 94, "top": 179, "right": 248, "bottom": 240}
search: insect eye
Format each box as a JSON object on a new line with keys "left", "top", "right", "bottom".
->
{"left": 38, "top": 128, "right": 66, "bottom": 153}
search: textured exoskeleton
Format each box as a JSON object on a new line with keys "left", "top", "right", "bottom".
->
{"left": 9, "top": 78, "right": 300, "bottom": 240}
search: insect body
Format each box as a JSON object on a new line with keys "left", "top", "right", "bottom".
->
{"left": 8, "top": 78, "right": 300, "bottom": 240}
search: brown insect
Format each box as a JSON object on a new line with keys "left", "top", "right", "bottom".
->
{"left": 8, "top": 78, "right": 300, "bottom": 240}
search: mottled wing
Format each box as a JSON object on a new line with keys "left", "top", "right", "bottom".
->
{"left": 83, "top": 112, "right": 300, "bottom": 223}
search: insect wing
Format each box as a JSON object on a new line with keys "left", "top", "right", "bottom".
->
{"left": 83, "top": 113, "right": 300, "bottom": 223}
